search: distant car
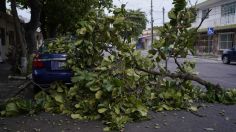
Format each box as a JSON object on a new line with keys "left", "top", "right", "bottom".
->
{"left": 32, "top": 39, "right": 73, "bottom": 89}
{"left": 222, "top": 47, "right": 236, "bottom": 64}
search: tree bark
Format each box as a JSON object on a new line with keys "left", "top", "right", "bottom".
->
{"left": 0, "top": 0, "right": 6, "bottom": 13}
{"left": 40, "top": 2, "right": 47, "bottom": 39}
{"left": 10, "top": 0, "right": 27, "bottom": 73}
{"left": 25, "top": 0, "right": 42, "bottom": 54}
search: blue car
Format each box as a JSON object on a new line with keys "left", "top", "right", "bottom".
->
{"left": 32, "top": 40, "right": 73, "bottom": 89}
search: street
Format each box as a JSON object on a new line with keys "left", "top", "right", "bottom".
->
{"left": 195, "top": 59, "right": 236, "bottom": 89}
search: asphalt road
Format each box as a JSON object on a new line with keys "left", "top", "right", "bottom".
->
{"left": 167, "top": 57, "right": 236, "bottom": 89}
{"left": 1, "top": 104, "right": 236, "bottom": 132}
{"left": 195, "top": 59, "right": 236, "bottom": 89}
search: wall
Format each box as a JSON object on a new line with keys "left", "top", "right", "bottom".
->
{"left": 0, "top": 13, "right": 15, "bottom": 60}
{"left": 192, "top": 0, "right": 236, "bottom": 29}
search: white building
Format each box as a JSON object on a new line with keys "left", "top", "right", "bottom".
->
{"left": 192, "top": 0, "right": 236, "bottom": 55}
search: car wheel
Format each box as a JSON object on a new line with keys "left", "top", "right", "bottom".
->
{"left": 222, "top": 56, "right": 230, "bottom": 64}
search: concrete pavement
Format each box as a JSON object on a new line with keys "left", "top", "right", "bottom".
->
{"left": 0, "top": 63, "right": 24, "bottom": 102}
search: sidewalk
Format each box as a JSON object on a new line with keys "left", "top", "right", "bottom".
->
{"left": 193, "top": 55, "right": 222, "bottom": 61}
{"left": 0, "top": 63, "right": 24, "bottom": 102}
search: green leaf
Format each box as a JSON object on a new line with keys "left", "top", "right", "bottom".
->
{"left": 5, "top": 102, "right": 19, "bottom": 116}
{"left": 103, "top": 127, "right": 111, "bottom": 132}
{"left": 57, "top": 87, "right": 64, "bottom": 93}
{"left": 114, "top": 107, "right": 120, "bottom": 115}
{"left": 90, "top": 87, "right": 100, "bottom": 92}
{"left": 68, "top": 86, "right": 78, "bottom": 96}
{"left": 168, "top": 10, "right": 177, "bottom": 19}
{"left": 86, "top": 24, "right": 93, "bottom": 32}
{"left": 54, "top": 94, "right": 64, "bottom": 103}
{"left": 78, "top": 27, "right": 87, "bottom": 35}
{"left": 71, "top": 114, "right": 83, "bottom": 120}
{"left": 137, "top": 104, "right": 148, "bottom": 117}
{"left": 86, "top": 80, "right": 95, "bottom": 87}
{"left": 150, "top": 93, "right": 156, "bottom": 100}
{"left": 95, "top": 90, "right": 103, "bottom": 99}
{"left": 189, "top": 106, "right": 198, "bottom": 112}
{"left": 162, "top": 104, "right": 173, "bottom": 111}
{"left": 75, "top": 40, "right": 83, "bottom": 46}
{"left": 98, "top": 108, "right": 107, "bottom": 114}
{"left": 71, "top": 76, "right": 80, "bottom": 83}
{"left": 103, "top": 80, "right": 113, "bottom": 92}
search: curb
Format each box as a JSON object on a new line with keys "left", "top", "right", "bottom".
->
{"left": 193, "top": 56, "right": 221, "bottom": 61}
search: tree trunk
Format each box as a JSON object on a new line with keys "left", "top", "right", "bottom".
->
{"left": 10, "top": 0, "right": 28, "bottom": 73}
{"left": 25, "top": 0, "right": 42, "bottom": 55}
{"left": 40, "top": 0, "right": 47, "bottom": 39}
{"left": 0, "top": 0, "right": 6, "bottom": 13}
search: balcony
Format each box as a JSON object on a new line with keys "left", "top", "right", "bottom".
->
{"left": 192, "top": 14, "right": 236, "bottom": 30}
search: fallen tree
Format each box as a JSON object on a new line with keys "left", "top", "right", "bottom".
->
{"left": 1, "top": 0, "right": 236, "bottom": 131}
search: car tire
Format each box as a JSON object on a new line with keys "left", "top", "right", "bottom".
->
{"left": 222, "top": 55, "right": 230, "bottom": 64}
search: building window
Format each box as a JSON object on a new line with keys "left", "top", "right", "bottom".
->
{"left": 196, "top": 34, "right": 213, "bottom": 54}
{"left": 221, "top": 2, "right": 236, "bottom": 16}
{"left": 219, "top": 33, "right": 234, "bottom": 49}
{"left": 202, "top": 9, "right": 210, "bottom": 19}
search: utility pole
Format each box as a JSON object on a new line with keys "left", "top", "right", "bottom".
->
{"left": 162, "top": 7, "right": 165, "bottom": 25}
{"left": 151, "top": 0, "right": 154, "bottom": 45}
{"left": 163, "top": 7, "right": 168, "bottom": 70}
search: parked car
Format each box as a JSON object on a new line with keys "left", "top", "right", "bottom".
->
{"left": 32, "top": 39, "right": 73, "bottom": 89}
{"left": 222, "top": 47, "right": 236, "bottom": 64}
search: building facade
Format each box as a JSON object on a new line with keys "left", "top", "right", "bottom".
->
{"left": 0, "top": 12, "right": 43, "bottom": 62}
{"left": 192, "top": 0, "right": 236, "bottom": 55}
{"left": 0, "top": 12, "right": 16, "bottom": 61}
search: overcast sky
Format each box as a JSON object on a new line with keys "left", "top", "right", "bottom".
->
{"left": 113, "top": 0, "right": 206, "bottom": 27}
{"left": 14, "top": 0, "right": 206, "bottom": 27}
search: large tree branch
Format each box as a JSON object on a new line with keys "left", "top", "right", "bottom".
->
{"left": 136, "top": 67, "right": 223, "bottom": 92}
